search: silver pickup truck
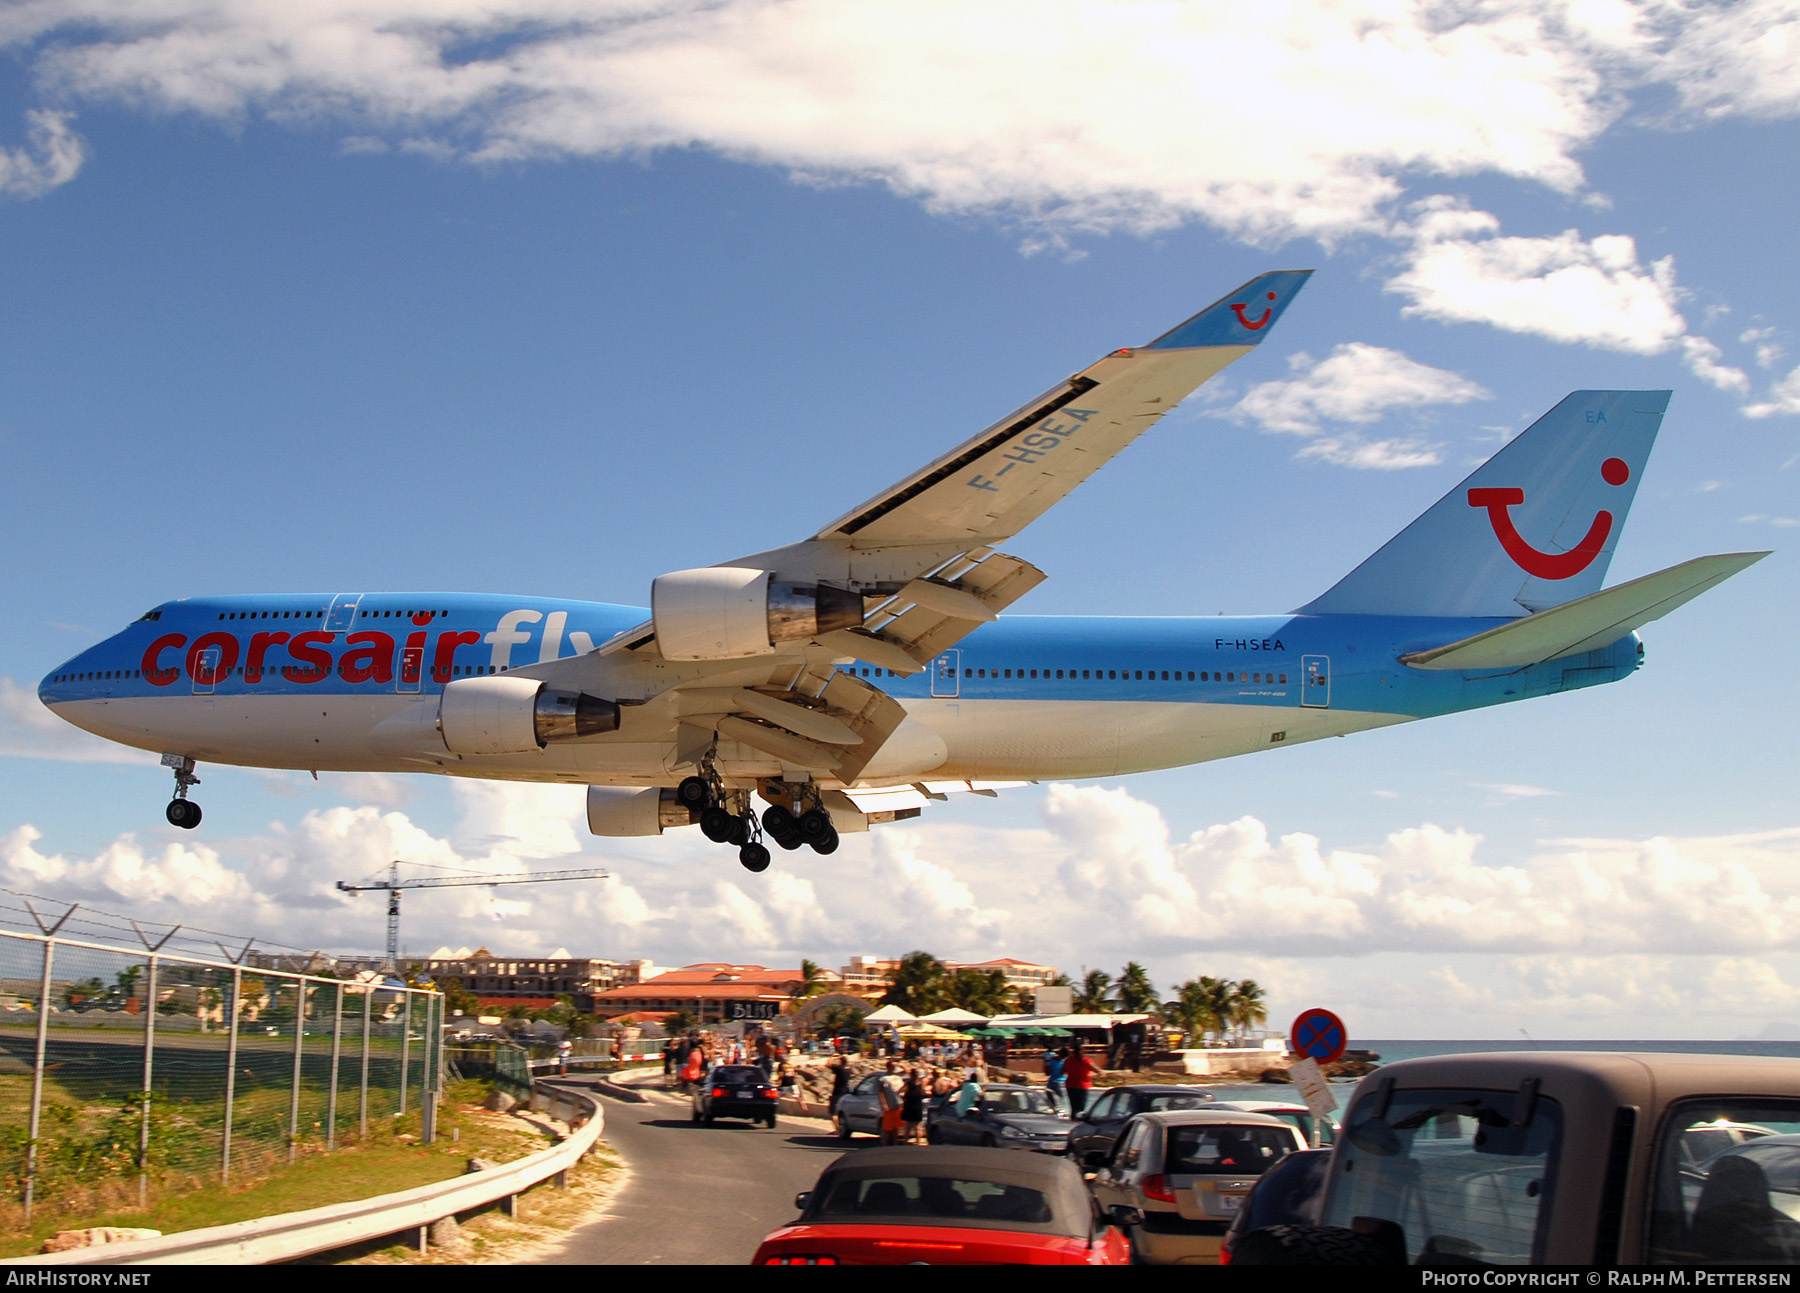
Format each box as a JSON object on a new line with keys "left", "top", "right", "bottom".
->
{"left": 1234, "top": 1050, "right": 1800, "bottom": 1266}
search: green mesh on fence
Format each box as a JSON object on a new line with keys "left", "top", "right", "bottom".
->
{"left": 0, "top": 931, "right": 441, "bottom": 1213}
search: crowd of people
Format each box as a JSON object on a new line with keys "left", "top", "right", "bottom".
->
{"left": 660, "top": 1026, "right": 1106, "bottom": 1144}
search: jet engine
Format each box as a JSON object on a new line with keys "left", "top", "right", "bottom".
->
{"left": 438, "top": 675, "right": 620, "bottom": 755}
{"left": 586, "top": 786, "right": 697, "bottom": 836}
{"left": 651, "top": 567, "right": 863, "bottom": 661}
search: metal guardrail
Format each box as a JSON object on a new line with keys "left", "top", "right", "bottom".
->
{"left": 7, "top": 1081, "right": 602, "bottom": 1266}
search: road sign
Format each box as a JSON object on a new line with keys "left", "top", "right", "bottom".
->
{"left": 1286, "top": 1057, "right": 1338, "bottom": 1125}
{"left": 1289, "top": 1008, "right": 1347, "bottom": 1064}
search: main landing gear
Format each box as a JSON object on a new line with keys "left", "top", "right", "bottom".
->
{"left": 678, "top": 775, "right": 772, "bottom": 873}
{"left": 161, "top": 753, "right": 202, "bottom": 830}
{"left": 676, "top": 773, "right": 839, "bottom": 871}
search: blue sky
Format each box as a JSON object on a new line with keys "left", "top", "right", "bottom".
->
{"left": 1, "top": 2, "right": 1797, "bottom": 1037}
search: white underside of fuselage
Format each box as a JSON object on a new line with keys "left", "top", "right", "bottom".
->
{"left": 49, "top": 693, "right": 1408, "bottom": 789}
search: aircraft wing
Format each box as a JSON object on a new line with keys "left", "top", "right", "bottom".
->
{"left": 532, "top": 272, "right": 1310, "bottom": 783}
{"left": 1398, "top": 551, "right": 1770, "bottom": 670}
{"left": 596, "top": 270, "right": 1312, "bottom": 673}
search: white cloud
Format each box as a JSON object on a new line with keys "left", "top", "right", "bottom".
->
{"left": 1681, "top": 335, "right": 1753, "bottom": 394}
{"left": 0, "top": 2, "right": 1667, "bottom": 242}
{"left": 1745, "top": 363, "right": 1800, "bottom": 418}
{"left": 1295, "top": 435, "right": 1446, "bottom": 471}
{"left": 7, "top": 781, "right": 1800, "bottom": 1035}
{"left": 1231, "top": 343, "right": 1490, "bottom": 435}
{"left": 1475, "top": 782, "right": 1562, "bottom": 799}
{"left": 1389, "top": 199, "right": 1688, "bottom": 354}
{"left": 0, "top": 109, "right": 83, "bottom": 199}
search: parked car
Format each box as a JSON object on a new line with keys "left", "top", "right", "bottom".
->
{"left": 1087, "top": 1109, "right": 1307, "bottom": 1264}
{"left": 832, "top": 1073, "right": 887, "bottom": 1139}
{"left": 925, "top": 1084, "right": 1075, "bottom": 1153}
{"left": 1210, "top": 1099, "right": 1338, "bottom": 1147}
{"left": 1233, "top": 1051, "right": 1800, "bottom": 1265}
{"left": 752, "top": 1146, "right": 1134, "bottom": 1265}
{"left": 1219, "top": 1148, "right": 1331, "bottom": 1264}
{"left": 692, "top": 1063, "right": 779, "bottom": 1127}
{"left": 1067, "top": 1084, "right": 1216, "bottom": 1164}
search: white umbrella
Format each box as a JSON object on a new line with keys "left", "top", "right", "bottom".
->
{"left": 863, "top": 1004, "right": 918, "bottom": 1023}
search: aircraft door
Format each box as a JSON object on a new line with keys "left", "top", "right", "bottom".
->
{"left": 192, "top": 645, "right": 221, "bottom": 696}
{"left": 1300, "top": 655, "right": 1330, "bottom": 708}
{"left": 324, "top": 593, "right": 364, "bottom": 633}
{"left": 397, "top": 641, "right": 424, "bottom": 693}
{"left": 931, "top": 649, "right": 961, "bottom": 699}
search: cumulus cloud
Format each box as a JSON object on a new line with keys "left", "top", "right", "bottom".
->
{"left": 1231, "top": 344, "right": 1491, "bottom": 435}
{"left": 1224, "top": 342, "right": 1489, "bottom": 469}
{"left": 1389, "top": 200, "right": 1686, "bottom": 353}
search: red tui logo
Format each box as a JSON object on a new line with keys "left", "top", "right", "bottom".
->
{"left": 1468, "top": 457, "right": 1630, "bottom": 580}
{"left": 1230, "top": 291, "right": 1277, "bottom": 330}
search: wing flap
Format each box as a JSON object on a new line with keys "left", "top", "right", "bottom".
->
{"left": 1399, "top": 551, "right": 1769, "bottom": 670}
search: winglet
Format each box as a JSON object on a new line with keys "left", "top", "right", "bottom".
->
{"left": 1144, "top": 269, "right": 1314, "bottom": 350}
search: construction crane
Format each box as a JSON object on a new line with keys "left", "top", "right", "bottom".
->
{"left": 336, "top": 860, "right": 610, "bottom": 971}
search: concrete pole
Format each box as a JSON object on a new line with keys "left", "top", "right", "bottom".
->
{"left": 138, "top": 954, "right": 159, "bottom": 1204}
{"left": 23, "top": 938, "right": 54, "bottom": 1222}
{"left": 327, "top": 981, "right": 343, "bottom": 1150}
{"left": 398, "top": 991, "right": 412, "bottom": 1118}
{"left": 221, "top": 967, "right": 242, "bottom": 1183}
{"left": 287, "top": 978, "right": 307, "bottom": 1163}
{"left": 359, "top": 984, "right": 373, "bottom": 1141}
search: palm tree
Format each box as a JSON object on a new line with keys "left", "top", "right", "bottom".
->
{"left": 792, "top": 958, "right": 828, "bottom": 1000}
{"left": 948, "top": 968, "right": 1012, "bottom": 1016}
{"left": 1165, "top": 979, "right": 1224, "bottom": 1048}
{"left": 1115, "top": 962, "right": 1158, "bottom": 1014}
{"left": 1073, "top": 969, "right": 1113, "bottom": 1013}
{"left": 1228, "top": 979, "right": 1268, "bottom": 1043}
{"left": 882, "top": 950, "right": 949, "bottom": 1013}
{"left": 1198, "top": 976, "right": 1234, "bottom": 1044}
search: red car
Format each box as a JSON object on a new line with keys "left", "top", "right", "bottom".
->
{"left": 752, "top": 1146, "right": 1135, "bottom": 1265}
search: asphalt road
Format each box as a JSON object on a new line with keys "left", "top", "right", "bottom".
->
{"left": 538, "top": 1076, "right": 856, "bottom": 1265}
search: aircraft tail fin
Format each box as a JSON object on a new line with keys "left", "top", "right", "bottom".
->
{"left": 1298, "top": 391, "right": 1672, "bottom": 618}
{"left": 1398, "top": 551, "right": 1768, "bottom": 669}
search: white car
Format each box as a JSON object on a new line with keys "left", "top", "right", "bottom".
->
{"left": 1209, "top": 1099, "right": 1338, "bottom": 1147}
{"left": 1088, "top": 1109, "right": 1306, "bottom": 1264}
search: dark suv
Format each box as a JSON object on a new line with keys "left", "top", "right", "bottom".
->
{"left": 692, "top": 1064, "right": 780, "bottom": 1127}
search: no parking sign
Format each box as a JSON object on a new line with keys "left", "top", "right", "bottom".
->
{"left": 1289, "top": 1007, "right": 1347, "bottom": 1064}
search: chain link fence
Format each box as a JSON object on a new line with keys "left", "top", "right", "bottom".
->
{"left": 0, "top": 892, "right": 443, "bottom": 1223}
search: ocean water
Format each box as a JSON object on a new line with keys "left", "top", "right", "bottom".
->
{"left": 1200, "top": 1038, "right": 1800, "bottom": 1105}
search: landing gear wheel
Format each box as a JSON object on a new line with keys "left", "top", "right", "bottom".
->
{"left": 165, "top": 799, "right": 202, "bottom": 830}
{"left": 739, "top": 843, "right": 771, "bottom": 873}
{"left": 727, "top": 814, "right": 752, "bottom": 847}
{"left": 762, "top": 805, "right": 795, "bottom": 836}
{"left": 771, "top": 829, "right": 804, "bottom": 852}
{"left": 700, "top": 806, "right": 736, "bottom": 843}
{"left": 676, "top": 776, "right": 711, "bottom": 809}
{"left": 810, "top": 828, "right": 839, "bottom": 855}
{"left": 798, "top": 809, "right": 832, "bottom": 843}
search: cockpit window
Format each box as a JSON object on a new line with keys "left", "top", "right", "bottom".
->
{"left": 136, "top": 610, "right": 162, "bottom": 622}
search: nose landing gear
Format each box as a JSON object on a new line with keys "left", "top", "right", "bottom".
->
{"left": 161, "top": 753, "right": 202, "bottom": 830}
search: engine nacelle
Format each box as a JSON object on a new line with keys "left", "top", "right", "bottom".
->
{"left": 651, "top": 567, "right": 862, "bottom": 661}
{"left": 438, "top": 675, "right": 620, "bottom": 755}
{"left": 586, "top": 786, "right": 696, "bottom": 837}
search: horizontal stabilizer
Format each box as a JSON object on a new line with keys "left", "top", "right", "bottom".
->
{"left": 1399, "top": 552, "right": 1769, "bottom": 670}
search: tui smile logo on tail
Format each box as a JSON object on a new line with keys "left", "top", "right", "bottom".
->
{"left": 1468, "top": 457, "right": 1631, "bottom": 580}
{"left": 1230, "top": 291, "right": 1277, "bottom": 330}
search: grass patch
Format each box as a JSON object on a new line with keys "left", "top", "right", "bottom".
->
{"left": 0, "top": 1079, "right": 556, "bottom": 1258}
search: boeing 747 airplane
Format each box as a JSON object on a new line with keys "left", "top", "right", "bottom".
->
{"left": 38, "top": 272, "right": 1767, "bottom": 871}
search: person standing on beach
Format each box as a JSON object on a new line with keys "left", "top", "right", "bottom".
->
{"left": 1063, "top": 1045, "right": 1096, "bottom": 1117}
